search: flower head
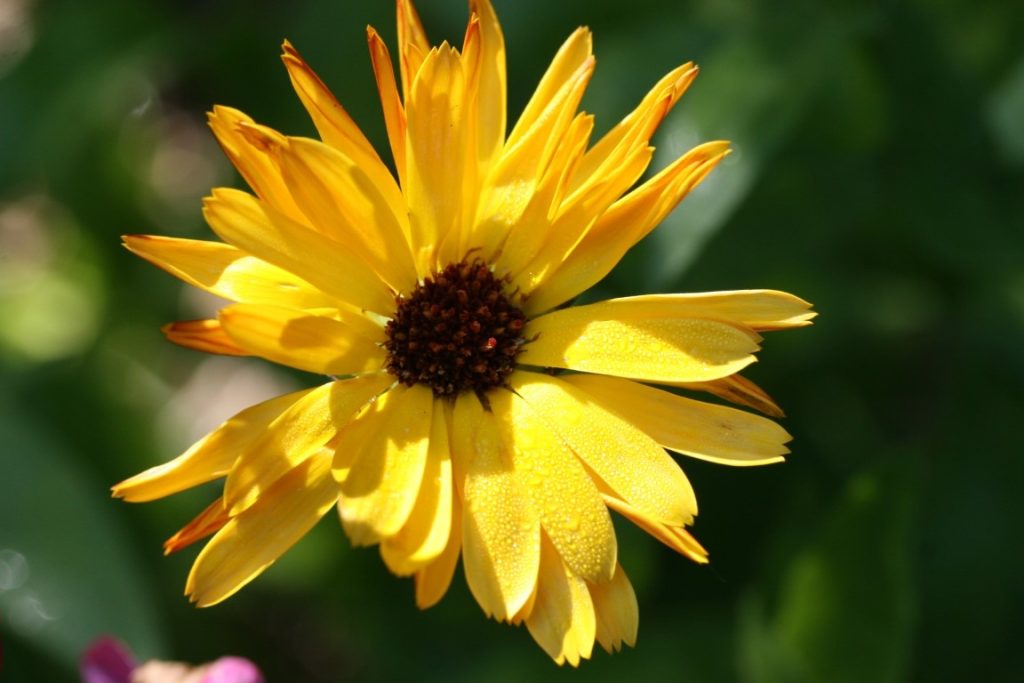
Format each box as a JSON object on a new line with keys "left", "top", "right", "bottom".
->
{"left": 114, "top": 0, "right": 814, "bottom": 665}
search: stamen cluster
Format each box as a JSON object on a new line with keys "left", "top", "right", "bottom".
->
{"left": 384, "top": 260, "right": 527, "bottom": 398}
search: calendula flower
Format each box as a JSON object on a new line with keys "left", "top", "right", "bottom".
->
{"left": 114, "top": 0, "right": 814, "bottom": 665}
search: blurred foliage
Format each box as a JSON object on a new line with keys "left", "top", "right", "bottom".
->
{"left": 2, "top": 0, "right": 1023, "bottom": 680}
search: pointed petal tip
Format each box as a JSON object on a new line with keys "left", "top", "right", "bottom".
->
{"left": 122, "top": 234, "right": 156, "bottom": 253}
{"left": 233, "top": 120, "right": 285, "bottom": 154}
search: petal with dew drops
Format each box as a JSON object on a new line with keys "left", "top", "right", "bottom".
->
{"left": 570, "top": 291, "right": 816, "bottom": 331}
{"left": 381, "top": 399, "right": 454, "bottom": 575}
{"left": 602, "top": 494, "right": 708, "bottom": 564}
{"left": 203, "top": 188, "right": 394, "bottom": 315}
{"left": 405, "top": 44, "right": 469, "bottom": 275}
{"left": 186, "top": 451, "right": 338, "bottom": 607}
{"left": 525, "top": 533, "right": 597, "bottom": 667}
{"left": 337, "top": 384, "right": 433, "bottom": 546}
{"left": 511, "top": 372, "right": 697, "bottom": 527}
{"left": 589, "top": 563, "right": 638, "bottom": 654}
{"left": 461, "top": 406, "right": 540, "bottom": 621}
{"left": 123, "top": 235, "right": 335, "bottom": 309}
{"left": 523, "top": 299, "right": 761, "bottom": 384}
{"left": 397, "top": 0, "right": 430, "bottom": 99}
{"left": 414, "top": 482, "right": 463, "bottom": 609}
{"left": 525, "top": 141, "right": 729, "bottom": 316}
{"left": 675, "top": 374, "right": 785, "bottom": 418}
{"left": 224, "top": 374, "right": 392, "bottom": 515}
{"left": 564, "top": 374, "right": 791, "bottom": 466}
{"left": 281, "top": 41, "right": 405, "bottom": 212}
{"left": 218, "top": 304, "right": 386, "bottom": 377}
{"left": 162, "top": 319, "right": 250, "bottom": 357}
{"left": 267, "top": 136, "right": 416, "bottom": 293}
{"left": 112, "top": 388, "right": 313, "bottom": 502}
{"left": 367, "top": 27, "right": 407, "bottom": 186}
{"left": 207, "top": 106, "right": 307, "bottom": 225}
{"left": 491, "top": 389, "right": 616, "bottom": 584}
{"left": 163, "top": 498, "right": 231, "bottom": 556}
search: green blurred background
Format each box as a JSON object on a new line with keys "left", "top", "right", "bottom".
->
{"left": 2, "top": 0, "right": 1023, "bottom": 680}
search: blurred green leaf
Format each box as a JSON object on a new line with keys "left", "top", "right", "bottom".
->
{"left": 0, "top": 398, "right": 167, "bottom": 670}
{"left": 636, "top": 11, "right": 853, "bottom": 289}
{"left": 738, "top": 462, "right": 918, "bottom": 683}
{"left": 987, "top": 52, "right": 1024, "bottom": 167}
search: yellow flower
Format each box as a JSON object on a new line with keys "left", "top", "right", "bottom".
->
{"left": 114, "top": 0, "right": 814, "bottom": 666}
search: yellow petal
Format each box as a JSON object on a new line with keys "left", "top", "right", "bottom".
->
{"left": 162, "top": 319, "right": 250, "bottom": 357}
{"left": 581, "top": 291, "right": 815, "bottom": 330}
{"left": 511, "top": 372, "right": 697, "bottom": 526}
{"left": 512, "top": 67, "right": 702, "bottom": 292}
{"left": 525, "top": 533, "right": 596, "bottom": 667}
{"left": 491, "top": 389, "right": 616, "bottom": 583}
{"left": 263, "top": 135, "right": 416, "bottom": 293}
{"left": 675, "top": 374, "right": 785, "bottom": 418}
{"left": 186, "top": 451, "right": 338, "bottom": 607}
{"left": 397, "top": 0, "right": 431, "bottom": 99}
{"left": 203, "top": 188, "right": 394, "bottom": 315}
{"left": 404, "top": 43, "right": 468, "bottom": 275}
{"left": 163, "top": 498, "right": 230, "bottom": 555}
{"left": 563, "top": 374, "right": 791, "bottom": 466}
{"left": 461, "top": 407, "right": 540, "bottom": 621}
{"left": 569, "top": 63, "right": 698, "bottom": 194}
{"left": 449, "top": 390, "right": 484, "bottom": 496}
{"left": 224, "top": 375, "right": 392, "bottom": 515}
{"left": 525, "top": 141, "right": 729, "bottom": 315}
{"left": 218, "top": 304, "right": 385, "bottom": 376}
{"left": 510, "top": 578, "right": 539, "bottom": 627}
{"left": 280, "top": 41, "right": 406, "bottom": 216}
{"left": 381, "top": 399, "right": 454, "bottom": 575}
{"left": 414, "top": 491, "right": 463, "bottom": 610}
{"left": 490, "top": 112, "right": 593, "bottom": 278}
{"left": 112, "top": 388, "right": 312, "bottom": 502}
{"left": 367, "top": 26, "right": 408, "bottom": 186}
{"left": 506, "top": 27, "right": 592, "bottom": 149}
{"left": 602, "top": 494, "right": 708, "bottom": 564}
{"left": 123, "top": 235, "right": 334, "bottom": 309}
{"left": 523, "top": 299, "right": 761, "bottom": 384}
{"left": 207, "top": 106, "right": 307, "bottom": 225}
{"left": 464, "top": 0, "right": 506, "bottom": 177}
{"left": 589, "top": 563, "right": 639, "bottom": 654}
{"left": 509, "top": 143, "right": 653, "bottom": 295}
{"left": 338, "top": 384, "right": 434, "bottom": 545}
{"left": 473, "top": 54, "right": 594, "bottom": 263}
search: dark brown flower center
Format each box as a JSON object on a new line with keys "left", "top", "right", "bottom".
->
{"left": 384, "top": 259, "right": 527, "bottom": 399}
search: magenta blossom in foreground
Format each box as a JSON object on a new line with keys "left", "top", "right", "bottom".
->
{"left": 81, "top": 637, "right": 263, "bottom": 683}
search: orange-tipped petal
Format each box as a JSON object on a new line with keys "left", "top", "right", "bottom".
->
{"left": 164, "top": 498, "right": 231, "bottom": 555}
{"left": 367, "top": 26, "right": 408, "bottom": 186}
{"left": 162, "top": 319, "right": 250, "bottom": 357}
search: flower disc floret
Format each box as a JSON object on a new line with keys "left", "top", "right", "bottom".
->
{"left": 384, "top": 259, "right": 527, "bottom": 398}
